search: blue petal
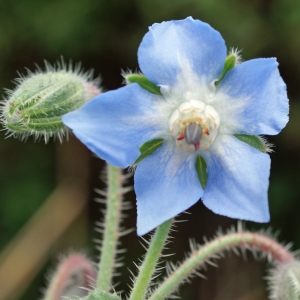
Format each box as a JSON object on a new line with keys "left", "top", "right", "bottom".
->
{"left": 216, "top": 58, "right": 289, "bottom": 135}
{"left": 62, "top": 84, "right": 161, "bottom": 167}
{"left": 138, "top": 17, "right": 226, "bottom": 87}
{"left": 201, "top": 135, "right": 270, "bottom": 222}
{"left": 135, "top": 142, "right": 203, "bottom": 235}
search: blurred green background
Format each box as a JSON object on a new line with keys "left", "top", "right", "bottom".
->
{"left": 0, "top": 0, "right": 299, "bottom": 299}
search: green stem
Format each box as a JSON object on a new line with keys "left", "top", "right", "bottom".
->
{"left": 129, "top": 219, "right": 173, "bottom": 300}
{"left": 148, "top": 231, "right": 294, "bottom": 300}
{"left": 97, "top": 165, "right": 123, "bottom": 291}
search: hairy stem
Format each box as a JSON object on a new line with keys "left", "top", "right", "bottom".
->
{"left": 97, "top": 165, "right": 123, "bottom": 291}
{"left": 149, "top": 231, "right": 294, "bottom": 300}
{"left": 129, "top": 219, "right": 173, "bottom": 300}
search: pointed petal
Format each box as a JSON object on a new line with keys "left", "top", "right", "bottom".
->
{"left": 62, "top": 84, "right": 162, "bottom": 167}
{"left": 215, "top": 58, "right": 289, "bottom": 135}
{"left": 201, "top": 134, "right": 270, "bottom": 222}
{"left": 135, "top": 142, "right": 203, "bottom": 235}
{"left": 138, "top": 17, "right": 226, "bottom": 87}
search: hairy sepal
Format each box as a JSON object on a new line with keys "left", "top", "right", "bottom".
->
{"left": 133, "top": 139, "right": 164, "bottom": 165}
{"left": 195, "top": 155, "right": 208, "bottom": 189}
{"left": 215, "top": 51, "right": 239, "bottom": 86}
{"left": 234, "top": 134, "right": 269, "bottom": 152}
{"left": 125, "top": 73, "right": 162, "bottom": 95}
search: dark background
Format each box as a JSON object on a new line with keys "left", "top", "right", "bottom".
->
{"left": 0, "top": 1, "right": 299, "bottom": 299}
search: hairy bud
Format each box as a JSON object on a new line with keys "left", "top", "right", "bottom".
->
{"left": 268, "top": 260, "right": 300, "bottom": 300}
{"left": 44, "top": 253, "right": 96, "bottom": 300}
{"left": 1, "top": 60, "right": 100, "bottom": 142}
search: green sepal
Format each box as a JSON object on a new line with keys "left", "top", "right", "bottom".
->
{"left": 215, "top": 54, "right": 236, "bottom": 86}
{"left": 5, "top": 115, "right": 64, "bottom": 132}
{"left": 80, "top": 289, "right": 121, "bottom": 300}
{"left": 125, "top": 74, "right": 162, "bottom": 95}
{"left": 195, "top": 155, "right": 208, "bottom": 189}
{"left": 234, "top": 134, "right": 268, "bottom": 152}
{"left": 134, "top": 139, "right": 164, "bottom": 165}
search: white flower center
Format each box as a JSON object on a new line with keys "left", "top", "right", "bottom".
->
{"left": 168, "top": 99, "right": 220, "bottom": 151}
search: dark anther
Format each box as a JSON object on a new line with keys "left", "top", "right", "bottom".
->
{"left": 184, "top": 123, "right": 202, "bottom": 145}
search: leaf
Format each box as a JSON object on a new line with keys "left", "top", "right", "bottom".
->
{"left": 125, "top": 74, "right": 162, "bottom": 95}
{"left": 234, "top": 134, "right": 268, "bottom": 152}
{"left": 134, "top": 139, "right": 164, "bottom": 165}
{"left": 195, "top": 155, "right": 208, "bottom": 189}
{"left": 215, "top": 54, "right": 236, "bottom": 86}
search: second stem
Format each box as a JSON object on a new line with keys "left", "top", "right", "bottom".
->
{"left": 97, "top": 165, "right": 123, "bottom": 291}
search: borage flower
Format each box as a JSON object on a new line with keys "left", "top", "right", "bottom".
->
{"left": 62, "top": 17, "right": 289, "bottom": 235}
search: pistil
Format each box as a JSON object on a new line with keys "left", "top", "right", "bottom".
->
{"left": 184, "top": 123, "right": 202, "bottom": 149}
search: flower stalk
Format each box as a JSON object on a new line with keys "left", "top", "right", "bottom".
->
{"left": 97, "top": 165, "right": 123, "bottom": 291}
{"left": 148, "top": 231, "right": 294, "bottom": 300}
{"left": 129, "top": 219, "right": 173, "bottom": 300}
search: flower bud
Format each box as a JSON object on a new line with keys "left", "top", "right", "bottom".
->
{"left": 44, "top": 253, "right": 96, "bottom": 299}
{"left": 268, "top": 260, "right": 300, "bottom": 300}
{"left": 1, "top": 61, "right": 100, "bottom": 142}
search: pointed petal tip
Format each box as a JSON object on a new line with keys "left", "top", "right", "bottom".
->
{"left": 202, "top": 135, "right": 271, "bottom": 224}
{"left": 139, "top": 17, "right": 226, "bottom": 87}
{"left": 135, "top": 143, "right": 203, "bottom": 236}
{"left": 215, "top": 57, "right": 289, "bottom": 135}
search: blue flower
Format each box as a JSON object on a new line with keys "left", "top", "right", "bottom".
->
{"left": 62, "top": 17, "right": 289, "bottom": 235}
